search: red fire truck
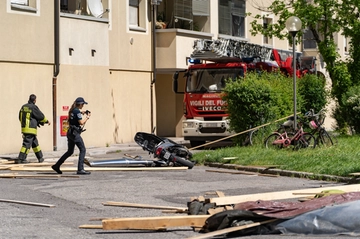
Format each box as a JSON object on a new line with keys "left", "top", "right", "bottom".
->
{"left": 173, "top": 39, "right": 316, "bottom": 147}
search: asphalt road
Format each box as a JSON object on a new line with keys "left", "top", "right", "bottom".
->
{"left": 0, "top": 148, "right": 354, "bottom": 239}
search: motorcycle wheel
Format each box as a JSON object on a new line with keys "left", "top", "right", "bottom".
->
{"left": 173, "top": 156, "right": 194, "bottom": 169}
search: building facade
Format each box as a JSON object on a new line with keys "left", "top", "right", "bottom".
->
{"left": 0, "top": 0, "right": 344, "bottom": 154}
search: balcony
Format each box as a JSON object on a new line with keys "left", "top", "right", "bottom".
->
{"left": 156, "top": 29, "right": 213, "bottom": 72}
{"left": 156, "top": 0, "right": 212, "bottom": 71}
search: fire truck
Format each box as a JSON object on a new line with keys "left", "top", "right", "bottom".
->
{"left": 172, "top": 39, "right": 315, "bottom": 147}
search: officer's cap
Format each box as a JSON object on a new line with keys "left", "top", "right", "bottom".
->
{"left": 75, "top": 97, "right": 88, "bottom": 105}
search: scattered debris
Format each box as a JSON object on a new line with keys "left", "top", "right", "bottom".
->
{"left": 10, "top": 166, "right": 188, "bottom": 172}
{"left": 0, "top": 173, "right": 79, "bottom": 179}
{"left": 78, "top": 185, "right": 360, "bottom": 237}
{"left": 102, "top": 201, "right": 188, "bottom": 212}
{"left": 101, "top": 215, "right": 209, "bottom": 230}
{"left": 0, "top": 199, "right": 55, "bottom": 208}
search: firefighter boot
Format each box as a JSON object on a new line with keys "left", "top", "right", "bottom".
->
{"left": 15, "top": 152, "right": 29, "bottom": 164}
{"left": 35, "top": 151, "right": 44, "bottom": 163}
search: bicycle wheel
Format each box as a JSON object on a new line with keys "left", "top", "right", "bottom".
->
{"left": 242, "top": 132, "right": 252, "bottom": 146}
{"left": 317, "top": 129, "right": 334, "bottom": 147}
{"left": 295, "top": 132, "right": 316, "bottom": 149}
{"left": 264, "top": 133, "right": 284, "bottom": 149}
{"left": 249, "top": 128, "right": 264, "bottom": 146}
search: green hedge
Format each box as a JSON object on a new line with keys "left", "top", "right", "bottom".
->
{"left": 223, "top": 71, "right": 327, "bottom": 144}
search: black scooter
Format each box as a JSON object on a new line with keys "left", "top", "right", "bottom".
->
{"left": 134, "top": 132, "right": 195, "bottom": 169}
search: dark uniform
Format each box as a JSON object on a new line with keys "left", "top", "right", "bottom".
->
{"left": 52, "top": 97, "right": 90, "bottom": 175}
{"left": 18, "top": 95, "right": 49, "bottom": 164}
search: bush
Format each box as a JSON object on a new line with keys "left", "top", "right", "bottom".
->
{"left": 340, "top": 85, "right": 360, "bottom": 133}
{"left": 223, "top": 72, "right": 293, "bottom": 140}
{"left": 298, "top": 73, "right": 328, "bottom": 113}
{"left": 223, "top": 71, "right": 327, "bottom": 144}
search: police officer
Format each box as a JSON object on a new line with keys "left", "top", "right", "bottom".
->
{"left": 17, "top": 94, "right": 50, "bottom": 164}
{"left": 52, "top": 97, "right": 91, "bottom": 175}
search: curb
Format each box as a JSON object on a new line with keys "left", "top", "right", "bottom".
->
{"left": 204, "top": 162, "right": 359, "bottom": 184}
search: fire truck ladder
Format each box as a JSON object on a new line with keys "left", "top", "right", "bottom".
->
{"left": 191, "top": 39, "right": 274, "bottom": 63}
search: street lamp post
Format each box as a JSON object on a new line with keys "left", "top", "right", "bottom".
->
{"left": 285, "top": 16, "right": 302, "bottom": 130}
{"left": 150, "top": 0, "right": 162, "bottom": 131}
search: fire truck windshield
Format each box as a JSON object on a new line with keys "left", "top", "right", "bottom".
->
{"left": 186, "top": 68, "right": 244, "bottom": 93}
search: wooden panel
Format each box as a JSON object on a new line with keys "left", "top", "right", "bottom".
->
{"left": 102, "top": 215, "right": 209, "bottom": 230}
{"left": 210, "top": 184, "right": 360, "bottom": 206}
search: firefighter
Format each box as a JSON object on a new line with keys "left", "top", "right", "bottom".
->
{"left": 51, "top": 97, "right": 91, "bottom": 175}
{"left": 17, "top": 94, "right": 50, "bottom": 164}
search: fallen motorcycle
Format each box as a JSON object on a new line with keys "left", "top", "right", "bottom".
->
{"left": 134, "top": 132, "right": 195, "bottom": 169}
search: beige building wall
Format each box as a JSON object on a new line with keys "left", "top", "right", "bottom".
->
{"left": 0, "top": 63, "right": 53, "bottom": 154}
{"left": 0, "top": 1, "right": 54, "bottom": 154}
{"left": 0, "top": 1, "right": 154, "bottom": 154}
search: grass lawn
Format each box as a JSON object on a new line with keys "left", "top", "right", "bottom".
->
{"left": 192, "top": 135, "right": 360, "bottom": 177}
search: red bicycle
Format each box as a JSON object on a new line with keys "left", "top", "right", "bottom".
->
{"left": 264, "top": 117, "right": 316, "bottom": 150}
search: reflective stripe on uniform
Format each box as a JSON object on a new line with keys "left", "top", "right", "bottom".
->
{"left": 21, "top": 127, "right": 37, "bottom": 134}
{"left": 20, "top": 147, "right": 30, "bottom": 154}
{"left": 32, "top": 145, "right": 41, "bottom": 153}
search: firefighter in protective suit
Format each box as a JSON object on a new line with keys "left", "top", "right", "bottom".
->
{"left": 17, "top": 94, "right": 50, "bottom": 164}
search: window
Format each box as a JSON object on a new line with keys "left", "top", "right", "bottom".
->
{"left": 344, "top": 37, "right": 351, "bottom": 53}
{"left": 10, "top": 0, "right": 38, "bottom": 13}
{"left": 61, "top": 0, "right": 109, "bottom": 18}
{"left": 129, "top": 0, "right": 146, "bottom": 30}
{"left": 303, "top": 27, "right": 317, "bottom": 49}
{"left": 171, "top": 0, "right": 209, "bottom": 30}
{"left": 263, "top": 17, "right": 272, "bottom": 45}
{"left": 11, "top": 0, "right": 28, "bottom": 5}
{"left": 219, "top": 0, "right": 246, "bottom": 38}
{"left": 129, "top": 0, "right": 139, "bottom": 26}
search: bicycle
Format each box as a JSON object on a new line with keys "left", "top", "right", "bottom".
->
{"left": 264, "top": 117, "right": 316, "bottom": 150}
{"left": 305, "top": 109, "right": 336, "bottom": 147}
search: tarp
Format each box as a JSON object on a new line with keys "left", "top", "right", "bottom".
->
{"left": 275, "top": 200, "right": 360, "bottom": 236}
{"left": 201, "top": 192, "right": 360, "bottom": 237}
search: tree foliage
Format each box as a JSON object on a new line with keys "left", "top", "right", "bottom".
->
{"left": 248, "top": 0, "right": 360, "bottom": 133}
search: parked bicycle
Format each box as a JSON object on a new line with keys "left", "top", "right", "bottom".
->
{"left": 264, "top": 116, "right": 316, "bottom": 150}
{"left": 305, "top": 109, "right": 336, "bottom": 147}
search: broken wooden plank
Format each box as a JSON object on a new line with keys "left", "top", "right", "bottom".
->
{"left": 0, "top": 173, "right": 79, "bottom": 179}
{"left": 186, "top": 219, "right": 277, "bottom": 239}
{"left": 102, "top": 215, "right": 209, "bottom": 230}
{"left": 215, "top": 191, "right": 225, "bottom": 197}
{"left": 210, "top": 184, "right": 360, "bottom": 206}
{"left": 79, "top": 224, "right": 103, "bottom": 229}
{"left": 207, "top": 207, "right": 224, "bottom": 215}
{"left": 102, "top": 201, "right": 187, "bottom": 212}
{"left": 0, "top": 199, "right": 55, "bottom": 208}
{"left": 161, "top": 209, "right": 187, "bottom": 214}
{"left": 10, "top": 166, "right": 188, "bottom": 172}
{"left": 221, "top": 157, "right": 238, "bottom": 160}
{"left": 5, "top": 162, "right": 74, "bottom": 167}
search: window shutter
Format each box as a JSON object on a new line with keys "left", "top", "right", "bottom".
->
{"left": 174, "top": 0, "right": 192, "bottom": 21}
{"left": 129, "top": 0, "right": 139, "bottom": 7}
{"left": 232, "top": 0, "right": 245, "bottom": 16}
{"left": 193, "top": 0, "right": 210, "bottom": 16}
{"left": 219, "top": 2, "right": 231, "bottom": 35}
